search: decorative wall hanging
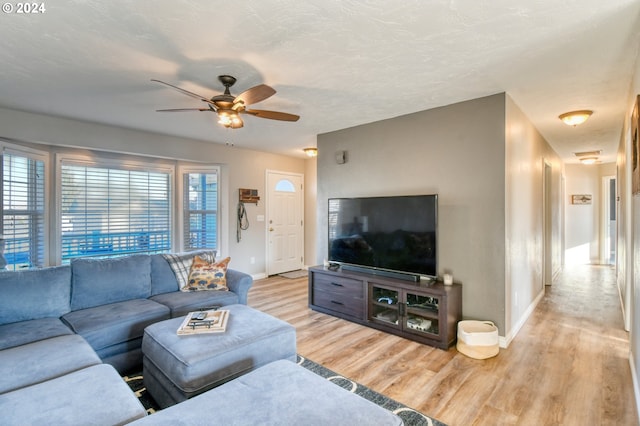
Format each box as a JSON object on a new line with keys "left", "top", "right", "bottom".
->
{"left": 571, "top": 194, "right": 592, "bottom": 205}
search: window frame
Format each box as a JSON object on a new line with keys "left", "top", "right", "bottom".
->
{"left": 54, "top": 154, "right": 175, "bottom": 263}
{"left": 0, "top": 141, "right": 50, "bottom": 268}
{"left": 177, "top": 164, "right": 226, "bottom": 257}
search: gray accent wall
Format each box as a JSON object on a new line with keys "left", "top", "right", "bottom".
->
{"left": 317, "top": 93, "right": 508, "bottom": 333}
{"left": 317, "top": 93, "right": 564, "bottom": 339}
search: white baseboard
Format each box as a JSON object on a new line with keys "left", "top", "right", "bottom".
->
{"left": 251, "top": 272, "right": 268, "bottom": 280}
{"left": 499, "top": 287, "right": 546, "bottom": 348}
{"left": 630, "top": 352, "right": 640, "bottom": 422}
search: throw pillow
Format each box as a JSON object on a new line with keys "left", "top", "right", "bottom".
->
{"left": 162, "top": 251, "right": 216, "bottom": 290}
{"left": 183, "top": 256, "right": 231, "bottom": 292}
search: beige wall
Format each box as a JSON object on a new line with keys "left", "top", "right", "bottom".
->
{"left": 304, "top": 157, "right": 318, "bottom": 268}
{"left": 627, "top": 50, "right": 640, "bottom": 411}
{"left": 0, "top": 107, "right": 306, "bottom": 276}
{"left": 504, "top": 95, "right": 564, "bottom": 340}
{"left": 564, "top": 162, "right": 616, "bottom": 265}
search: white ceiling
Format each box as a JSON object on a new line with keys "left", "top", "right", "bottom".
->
{"left": 1, "top": 1, "right": 639, "bottom": 161}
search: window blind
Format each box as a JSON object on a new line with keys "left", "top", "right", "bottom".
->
{"left": 183, "top": 172, "right": 218, "bottom": 251}
{"left": 1, "top": 152, "right": 45, "bottom": 269}
{"left": 60, "top": 163, "right": 171, "bottom": 261}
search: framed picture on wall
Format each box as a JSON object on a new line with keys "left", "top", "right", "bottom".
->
{"left": 632, "top": 95, "right": 640, "bottom": 195}
{"left": 572, "top": 194, "right": 592, "bottom": 205}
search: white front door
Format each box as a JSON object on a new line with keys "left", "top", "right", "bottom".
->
{"left": 266, "top": 171, "right": 304, "bottom": 275}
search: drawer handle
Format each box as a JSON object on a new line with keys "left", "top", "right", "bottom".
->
{"left": 331, "top": 282, "right": 344, "bottom": 287}
{"left": 330, "top": 300, "right": 344, "bottom": 306}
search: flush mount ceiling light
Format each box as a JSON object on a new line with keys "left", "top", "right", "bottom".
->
{"left": 303, "top": 147, "right": 318, "bottom": 157}
{"left": 559, "top": 110, "right": 593, "bottom": 126}
{"left": 580, "top": 157, "right": 598, "bottom": 165}
{"left": 574, "top": 150, "right": 601, "bottom": 165}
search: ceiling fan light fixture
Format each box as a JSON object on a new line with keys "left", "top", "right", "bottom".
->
{"left": 218, "top": 110, "right": 242, "bottom": 128}
{"left": 303, "top": 147, "right": 318, "bottom": 157}
{"left": 559, "top": 110, "right": 593, "bottom": 126}
{"left": 152, "top": 75, "right": 299, "bottom": 129}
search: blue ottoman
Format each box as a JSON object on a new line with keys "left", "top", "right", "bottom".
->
{"left": 142, "top": 304, "right": 296, "bottom": 408}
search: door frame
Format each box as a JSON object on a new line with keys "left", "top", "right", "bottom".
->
{"left": 543, "top": 161, "right": 553, "bottom": 286}
{"left": 600, "top": 175, "right": 616, "bottom": 265}
{"left": 265, "top": 170, "right": 304, "bottom": 276}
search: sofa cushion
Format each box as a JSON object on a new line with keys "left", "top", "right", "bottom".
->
{"left": 150, "top": 250, "right": 215, "bottom": 295}
{"left": 98, "top": 341, "right": 144, "bottom": 374}
{"left": 0, "top": 334, "right": 101, "bottom": 394}
{"left": 70, "top": 254, "right": 151, "bottom": 310}
{"left": 130, "top": 360, "right": 403, "bottom": 426}
{"left": 0, "top": 318, "right": 73, "bottom": 351}
{"left": 62, "top": 298, "right": 169, "bottom": 352}
{"left": 0, "top": 265, "right": 71, "bottom": 325}
{"left": 183, "top": 256, "right": 230, "bottom": 292}
{"left": 162, "top": 251, "right": 216, "bottom": 290}
{"left": 0, "top": 364, "right": 147, "bottom": 426}
{"left": 150, "top": 290, "right": 239, "bottom": 318}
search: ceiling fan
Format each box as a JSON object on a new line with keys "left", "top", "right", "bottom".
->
{"left": 151, "top": 75, "right": 300, "bottom": 129}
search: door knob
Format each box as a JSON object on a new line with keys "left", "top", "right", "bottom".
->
{"left": 269, "top": 227, "right": 274, "bottom": 232}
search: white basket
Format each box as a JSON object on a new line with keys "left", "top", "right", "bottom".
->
{"left": 456, "top": 320, "right": 499, "bottom": 359}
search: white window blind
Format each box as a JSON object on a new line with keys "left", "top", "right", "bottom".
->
{"left": 183, "top": 171, "right": 218, "bottom": 251}
{"left": 60, "top": 162, "right": 171, "bottom": 261}
{"left": 1, "top": 151, "right": 45, "bottom": 269}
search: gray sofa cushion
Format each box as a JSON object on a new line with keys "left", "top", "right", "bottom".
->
{"left": 0, "top": 318, "right": 73, "bottom": 351}
{"left": 150, "top": 289, "right": 238, "bottom": 318}
{"left": 0, "top": 334, "right": 101, "bottom": 394}
{"left": 130, "top": 360, "right": 403, "bottom": 426}
{"left": 62, "top": 298, "right": 169, "bottom": 352}
{"left": 0, "top": 364, "right": 147, "bottom": 426}
{"left": 150, "top": 253, "right": 180, "bottom": 295}
{"left": 150, "top": 250, "right": 215, "bottom": 296}
{"left": 70, "top": 254, "right": 151, "bottom": 310}
{"left": 0, "top": 265, "right": 71, "bottom": 325}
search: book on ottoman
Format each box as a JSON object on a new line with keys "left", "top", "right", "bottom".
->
{"left": 177, "top": 310, "right": 229, "bottom": 335}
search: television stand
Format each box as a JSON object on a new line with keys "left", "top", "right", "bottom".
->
{"left": 308, "top": 266, "right": 462, "bottom": 349}
{"left": 340, "top": 264, "right": 420, "bottom": 282}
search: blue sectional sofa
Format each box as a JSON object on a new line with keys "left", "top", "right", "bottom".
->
{"left": 0, "top": 252, "right": 404, "bottom": 425}
{"left": 0, "top": 251, "right": 253, "bottom": 425}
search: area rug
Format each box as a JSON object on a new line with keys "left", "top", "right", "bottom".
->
{"left": 123, "top": 355, "right": 445, "bottom": 425}
{"left": 278, "top": 269, "right": 308, "bottom": 279}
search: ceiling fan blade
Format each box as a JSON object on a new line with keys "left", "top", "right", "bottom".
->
{"left": 156, "top": 108, "right": 213, "bottom": 112}
{"left": 234, "top": 84, "right": 276, "bottom": 106}
{"left": 151, "top": 79, "right": 216, "bottom": 106}
{"left": 244, "top": 109, "right": 300, "bottom": 122}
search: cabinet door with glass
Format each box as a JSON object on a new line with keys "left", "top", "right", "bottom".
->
{"left": 369, "top": 283, "right": 442, "bottom": 339}
{"left": 404, "top": 291, "right": 440, "bottom": 338}
{"left": 369, "top": 284, "right": 401, "bottom": 328}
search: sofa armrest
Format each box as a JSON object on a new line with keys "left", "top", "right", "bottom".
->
{"left": 225, "top": 269, "right": 253, "bottom": 304}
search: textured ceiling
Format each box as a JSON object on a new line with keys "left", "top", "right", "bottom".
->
{"left": 1, "top": 0, "right": 639, "bottom": 161}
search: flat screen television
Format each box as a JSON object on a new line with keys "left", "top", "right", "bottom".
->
{"left": 328, "top": 194, "right": 437, "bottom": 281}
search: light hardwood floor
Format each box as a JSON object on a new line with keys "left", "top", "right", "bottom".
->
{"left": 247, "top": 264, "right": 638, "bottom": 426}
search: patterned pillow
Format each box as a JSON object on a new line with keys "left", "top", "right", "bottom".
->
{"left": 183, "top": 256, "right": 231, "bottom": 292}
{"left": 162, "top": 251, "right": 216, "bottom": 290}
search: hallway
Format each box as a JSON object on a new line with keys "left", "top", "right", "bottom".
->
{"left": 500, "top": 264, "right": 637, "bottom": 424}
